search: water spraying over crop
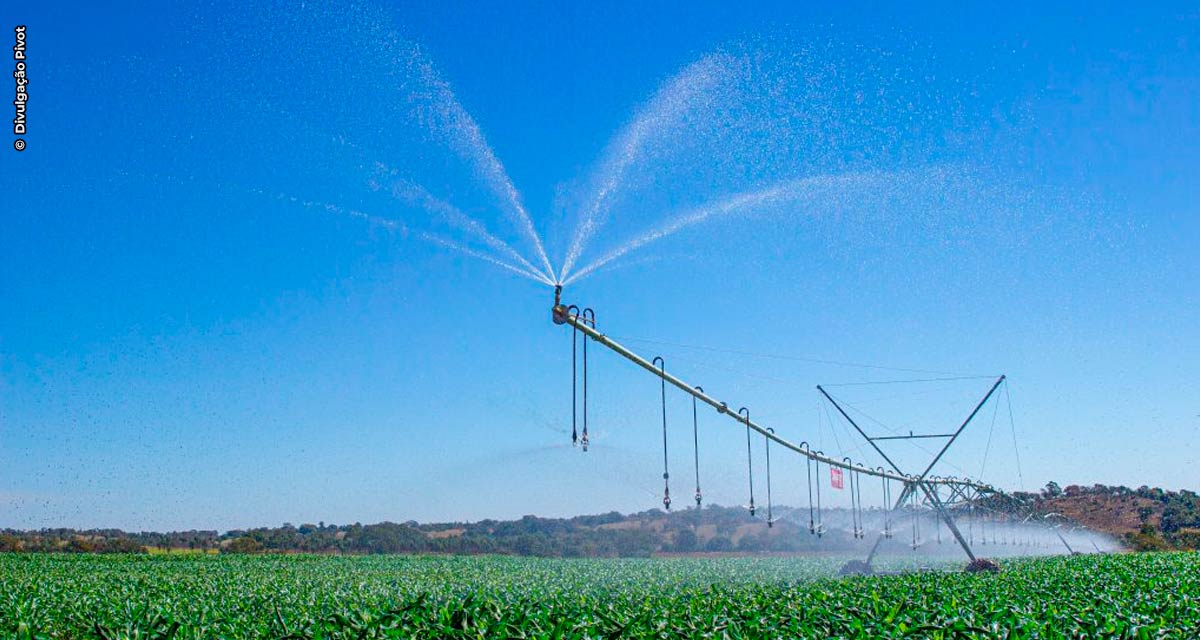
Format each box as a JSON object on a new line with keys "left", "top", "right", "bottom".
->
{"left": 264, "top": 190, "right": 406, "bottom": 233}
{"left": 273, "top": 32, "right": 1023, "bottom": 295}
{"left": 398, "top": 44, "right": 555, "bottom": 281}
{"left": 551, "top": 40, "right": 997, "bottom": 287}
{"left": 380, "top": 172, "right": 549, "bottom": 281}
{"left": 563, "top": 170, "right": 895, "bottom": 286}
{"left": 558, "top": 53, "right": 745, "bottom": 282}
{"left": 422, "top": 233, "right": 553, "bottom": 285}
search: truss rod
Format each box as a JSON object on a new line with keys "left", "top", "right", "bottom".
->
{"left": 870, "top": 433, "right": 956, "bottom": 441}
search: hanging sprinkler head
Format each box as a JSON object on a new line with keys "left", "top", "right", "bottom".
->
{"left": 739, "top": 407, "right": 755, "bottom": 517}
{"left": 552, "top": 285, "right": 568, "bottom": 324}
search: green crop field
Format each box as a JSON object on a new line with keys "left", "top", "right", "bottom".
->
{"left": 1, "top": 552, "right": 1197, "bottom": 639}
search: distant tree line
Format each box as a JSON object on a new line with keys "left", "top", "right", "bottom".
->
{"left": 1, "top": 513, "right": 661, "bottom": 556}
{"left": 218, "top": 517, "right": 663, "bottom": 557}
{"left": 4, "top": 486, "right": 1199, "bottom": 556}
{"left": 0, "top": 506, "right": 862, "bottom": 556}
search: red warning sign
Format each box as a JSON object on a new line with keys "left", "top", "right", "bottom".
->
{"left": 831, "top": 467, "right": 844, "bottom": 490}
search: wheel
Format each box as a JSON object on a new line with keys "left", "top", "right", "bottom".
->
{"left": 838, "top": 560, "right": 873, "bottom": 576}
{"left": 965, "top": 558, "right": 1001, "bottom": 573}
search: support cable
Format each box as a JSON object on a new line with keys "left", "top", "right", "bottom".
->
{"left": 978, "top": 388, "right": 1002, "bottom": 480}
{"left": 820, "top": 402, "right": 847, "bottom": 461}
{"left": 1004, "top": 381, "right": 1025, "bottom": 489}
{"left": 608, "top": 335, "right": 987, "bottom": 377}
{"left": 820, "top": 375, "right": 998, "bottom": 387}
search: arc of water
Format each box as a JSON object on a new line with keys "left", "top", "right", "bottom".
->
{"left": 404, "top": 45, "right": 555, "bottom": 281}
{"left": 563, "top": 171, "right": 892, "bottom": 286}
{"left": 421, "top": 233, "right": 553, "bottom": 285}
{"left": 559, "top": 53, "right": 742, "bottom": 282}
{"left": 268, "top": 191, "right": 406, "bottom": 233}
{"left": 339, "top": 139, "right": 550, "bottom": 283}
{"left": 391, "top": 179, "right": 549, "bottom": 281}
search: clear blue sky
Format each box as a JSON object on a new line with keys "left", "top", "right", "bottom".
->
{"left": 2, "top": 1, "right": 1197, "bottom": 531}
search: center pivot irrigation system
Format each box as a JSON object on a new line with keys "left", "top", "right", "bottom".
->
{"left": 551, "top": 286, "right": 1073, "bottom": 573}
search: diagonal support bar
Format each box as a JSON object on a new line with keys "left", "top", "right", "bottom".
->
{"left": 918, "top": 376, "right": 1006, "bottom": 480}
